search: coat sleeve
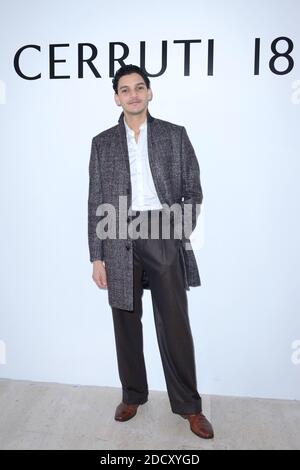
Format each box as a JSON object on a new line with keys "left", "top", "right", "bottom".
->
{"left": 88, "top": 137, "right": 104, "bottom": 262}
{"left": 180, "top": 126, "right": 203, "bottom": 237}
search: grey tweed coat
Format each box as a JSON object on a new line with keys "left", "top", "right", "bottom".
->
{"left": 88, "top": 109, "right": 203, "bottom": 310}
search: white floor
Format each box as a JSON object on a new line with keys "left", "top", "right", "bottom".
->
{"left": 0, "top": 378, "right": 299, "bottom": 450}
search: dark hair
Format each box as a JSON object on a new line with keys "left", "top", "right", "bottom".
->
{"left": 112, "top": 64, "right": 150, "bottom": 94}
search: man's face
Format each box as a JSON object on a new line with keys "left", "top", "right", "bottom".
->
{"left": 114, "top": 72, "right": 152, "bottom": 117}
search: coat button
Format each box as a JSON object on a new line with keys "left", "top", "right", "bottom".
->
{"left": 126, "top": 243, "right": 131, "bottom": 250}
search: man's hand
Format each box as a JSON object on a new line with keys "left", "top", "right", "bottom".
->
{"left": 92, "top": 260, "right": 107, "bottom": 289}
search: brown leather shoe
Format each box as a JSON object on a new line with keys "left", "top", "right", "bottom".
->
{"left": 181, "top": 412, "right": 214, "bottom": 439}
{"left": 114, "top": 402, "right": 140, "bottom": 422}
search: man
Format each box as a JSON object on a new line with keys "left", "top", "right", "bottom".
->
{"left": 88, "top": 64, "right": 214, "bottom": 439}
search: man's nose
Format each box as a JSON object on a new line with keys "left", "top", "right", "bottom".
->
{"left": 129, "top": 90, "right": 138, "bottom": 99}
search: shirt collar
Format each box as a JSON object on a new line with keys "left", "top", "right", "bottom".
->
{"left": 123, "top": 116, "right": 147, "bottom": 136}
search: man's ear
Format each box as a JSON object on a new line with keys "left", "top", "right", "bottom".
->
{"left": 148, "top": 88, "right": 153, "bottom": 101}
{"left": 114, "top": 93, "right": 121, "bottom": 106}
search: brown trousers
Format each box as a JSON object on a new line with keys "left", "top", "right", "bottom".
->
{"left": 111, "top": 209, "right": 202, "bottom": 415}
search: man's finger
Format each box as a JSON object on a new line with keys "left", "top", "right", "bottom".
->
{"left": 99, "top": 277, "right": 107, "bottom": 288}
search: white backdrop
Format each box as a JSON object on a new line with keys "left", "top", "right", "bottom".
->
{"left": 0, "top": 0, "right": 299, "bottom": 401}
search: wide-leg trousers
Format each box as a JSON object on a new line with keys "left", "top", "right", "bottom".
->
{"left": 111, "top": 209, "right": 202, "bottom": 415}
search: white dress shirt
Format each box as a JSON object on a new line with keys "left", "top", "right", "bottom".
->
{"left": 124, "top": 116, "right": 163, "bottom": 212}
